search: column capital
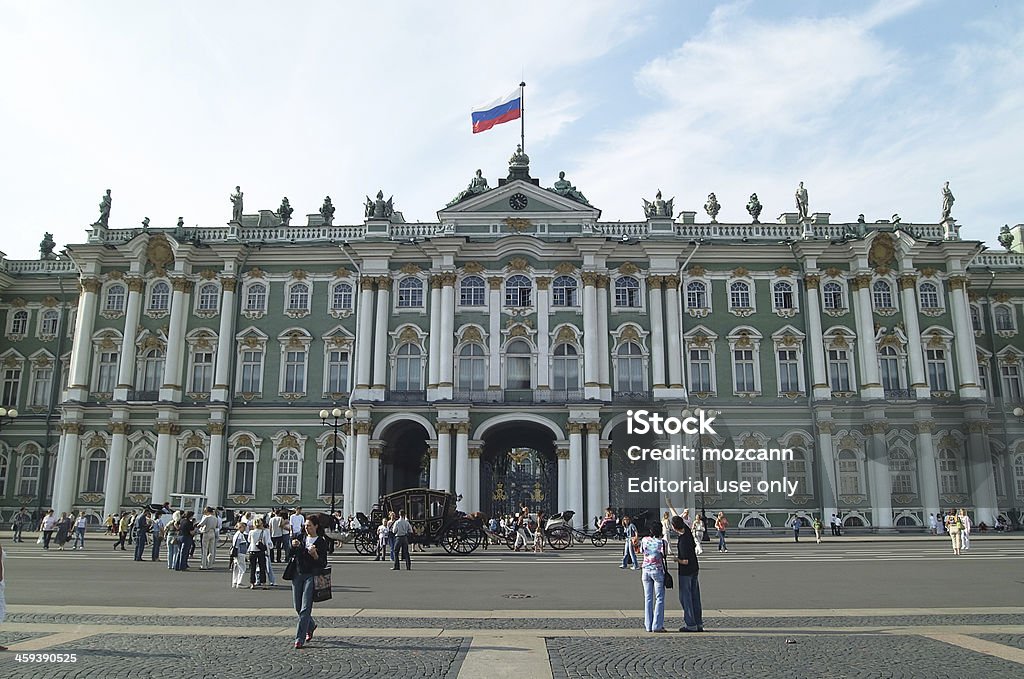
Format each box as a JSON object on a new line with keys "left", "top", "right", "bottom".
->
{"left": 647, "top": 275, "right": 664, "bottom": 288}
{"left": 369, "top": 446, "right": 383, "bottom": 459}
{"left": 126, "top": 276, "right": 146, "bottom": 293}
{"left": 360, "top": 278, "right": 376, "bottom": 291}
{"left": 966, "top": 420, "right": 990, "bottom": 433}
{"left": 220, "top": 277, "right": 238, "bottom": 292}
{"left": 535, "top": 276, "right": 551, "bottom": 290}
{"left": 156, "top": 422, "right": 174, "bottom": 435}
{"left": 851, "top": 273, "right": 873, "bottom": 290}
{"left": 803, "top": 273, "right": 820, "bottom": 290}
{"left": 110, "top": 422, "right": 130, "bottom": 435}
{"left": 80, "top": 277, "right": 102, "bottom": 294}
{"left": 581, "top": 271, "right": 599, "bottom": 287}
{"left": 897, "top": 274, "right": 917, "bottom": 290}
{"left": 915, "top": 420, "right": 935, "bottom": 434}
{"left": 353, "top": 421, "right": 372, "bottom": 435}
{"left": 595, "top": 274, "right": 609, "bottom": 289}
{"left": 817, "top": 421, "right": 834, "bottom": 435}
{"left": 664, "top": 275, "right": 680, "bottom": 288}
{"left": 557, "top": 449, "right": 570, "bottom": 460}
{"left": 171, "top": 277, "right": 194, "bottom": 294}
{"left": 428, "top": 446, "right": 438, "bottom": 458}
{"left": 865, "top": 421, "right": 887, "bottom": 435}
{"left": 209, "top": 422, "right": 226, "bottom": 435}
{"left": 947, "top": 275, "right": 969, "bottom": 291}
{"left": 440, "top": 272, "right": 458, "bottom": 287}
{"left": 567, "top": 422, "right": 584, "bottom": 435}
{"left": 469, "top": 447, "right": 483, "bottom": 459}
{"left": 600, "top": 446, "right": 611, "bottom": 459}
{"left": 376, "top": 276, "right": 392, "bottom": 290}
{"left": 454, "top": 422, "right": 471, "bottom": 435}
{"left": 487, "top": 276, "right": 503, "bottom": 290}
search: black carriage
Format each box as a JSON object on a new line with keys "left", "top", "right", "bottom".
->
{"left": 363, "top": 488, "right": 488, "bottom": 555}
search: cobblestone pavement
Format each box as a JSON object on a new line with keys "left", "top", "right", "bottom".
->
{"left": 546, "top": 635, "right": 1024, "bottom": 679}
{"left": 0, "top": 632, "right": 43, "bottom": 647}
{"left": 0, "top": 634, "right": 469, "bottom": 679}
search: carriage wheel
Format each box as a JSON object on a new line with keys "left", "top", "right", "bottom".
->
{"left": 505, "top": 532, "right": 517, "bottom": 550}
{"left": 442, "top": 524, "right": 483, "bottom": 555}
{"left": 547, "top": 527, "right": 571, "bottom": 550}
{"left": 353, "top": 531, "right": 376, "bottom": 555}
{"left": 591, "top": 533, "right": 608, "bottom": 548}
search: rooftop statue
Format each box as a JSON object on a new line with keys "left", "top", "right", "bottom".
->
{"left": 177, "top": 217, "right": 184, "bottom": 228}
{"left": 643, "top": 189, "right": 674, "bottom": 218}
{"left": 891, "top": 213, "right": 901, "bottom": 225}
{"left": 858, "top": 214, "right": 866, "bottom": 223}
{"left": 320, "top": 196, "right": 335, "bottom": 226}
{"left": 746, "top": 193, "right": 762, "bottom": 223}
{"left": 941, "top": 181, "right": 955, "bottom": 221}
{"left": 230, "top": 186, "right": 243, "bottom": 222}
{"left": 141, "top": 217, "right": 150, "bottom": 229}
{"left": 795, "top": 181, "right": 809, "bottom": 221}
{"left": 365, "top": 190, "right": 394, "bottom": 219}
{"left": 509, "top": 144, "right": 530, "bottom": 168}
{"left": 999, "top": 225, "right": 1014, "bottom": 251}
{"left": 94, "top": 189, "right": 112, "bottom": 227}
{"left": 278, "top": 197, "right": 294, "bottom": 226}
{"left": 548, "top": 171, "right": 589, "bottom": 205}
{"left": 39, "top": 232, "right": 57, "bottom": 260}
{"left": 704, "top": 192, "right": 721, "bottom": 223}
{"left": 447, "top": 169, "right": 491, "bottom": 206}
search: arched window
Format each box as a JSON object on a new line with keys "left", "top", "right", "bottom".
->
{"left": 288, "top": 283, "right": 309, "bottom": 310}
{"left": 459, "top": 276, "right": 486, "bottom": 307}
{"left": 331, "top": 282, "right": 353, "bottom": 311}
{"left": 395, "top": 343, "right": 422, "bottom": 390}
{"left": 889, "top": 449, "right": 915, "bottom": 494}
{"left": 182, "top": 450, "right": 205, "bottom": 494}
{"left": 1014, "top": 453, "right": 1024, "bottom": 499}
{"left": 505, "top": 340, "right": 532, "bottom": 389}
{"left": 739, "top": 460, "right": 766, "bottom": 490}
{"left": 970, "top": 305, "right": 983, "bottom": 332}
{"left": 838, "top": 450, "right": 862, "bottom": 495}
{"left": 197, "top": 283, "right": 219, "bottom": 312}
{"left": 926, "top": 347, "right": 949, "bottom": 391}
{"left": 823, "top": 282, "right": 843, "bottom": 309}
{"left": 879, "top": 345, "right": 901, "bottom": 391}
{"left": 232, "top": 450, "right": 255, "bottom": 495}
{"left": 919, "top": 282, "right": 940, "bottom": 310}
{"left": 505, "top": 275, "right": 532, "bottom": 307}
{"left": 616, "top": 342, "right": 644, "bottom": 392}
{"left": 995, "top": 305, "right": 1014, "bottom": 331}
{"left": 149, "top": 281, "right": 170, "bottom": 311}
{"left": 458, "top": 344, "right": 486, "bottom": 391}
{"left": 938, "top": 447, "right": 963, "bottom": 494}
{"left": 773, "top": 281, "right": 794, "bottom": 310}
{"left": 323, "top": 450, "right": 344, "bottom": 497}
{"left": 686, "top": 281, "right": 707, "bottom": 309}
{"left": 552, "top": 343, "right": 580, "bottom": 391}
{"left": 10, "top": 310, "right": 28, "bottom": 335}
{"left": 786, "top": 448, "right": 811, "bottom": 495}
{"left": 398, "top": 277, "right": 424, "bottom": 308}
{"left": 140, "top": 348, "right": 165, "bottom": 392}
{"left": 18, "top": 453, "right": 40, "bottom": 496}
{"left": 552, "top": 276, "right": 578, "bottom": 307}
{"left": 275, "top": 450, "right": 300, "bottom": 496}
{"left": 84, "top": 449, "right": 107, "bottom": 493}
{"left": 872, "top": 280, "right": 894, "bottom": 309}
{"left": 991, "top": 454, "right": 1005, "bottom": 497}
{"left": 105, "top": 284, "right": 126, "bottom": 312}
{"left": 245, "top": 283, "right": 267, "bottom": 311}
{"left": 0, "top": 452, "right": 7, "bottom": 496}
{"left": 729, "top": 281, "right": 751, "bottom": 309}
{"left": 40, "top": 309, "right": 59, "bottom": 336}
{"left": 128, "top": 449, "right": 154, "bottom": 494}
{"left": 614, "top": 276, "right": 640, "bottom": 307}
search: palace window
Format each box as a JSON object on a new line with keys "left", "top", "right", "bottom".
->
{"left": 1, "top": 366, "right": 20, "bottom": 407}
{"left": 872, "top": 280, "right": 894, "bottom": 309}
{"left": 240, "top": 350, "right": 263, "bottom": 393}
{"left": 331, "top": 283, "right": 353, "bottom": 311}
{"left": 616, "top": 342, "right": 644, "bottom": 392}
{"left": 40, "top": 309, "right": 59, "bottom": 336}
{"left": 732, "top": 349, "right": 757, "bottom": 393}
{"left": 128, "top": 449, "right": 154, "bottom": 495}
{"left": 995, "top": 305, "right": 1015, "bottom": 332}
{"left": 190, "top": 351, "right": 214, "bottom": 393}
{"left": 0, "top": 453, "right": 7, "bottom": 497}
{"left": 96, "top": 351, "right": 118, "bottom": 393}
{"left": 889, "top": 449, "right": 916, "bottom": 495}
{"left": 822, "top": 282, "right": 844, "bottom": 310}
{"left": 505, "top": 339, "right": 532, "bottom": 389}
{"left": 84, "top": 450, "right": 107, "bottom": 494}
{"left": 197, "top": 283, "right": 219, "bottom": 312}
{"left": 1001, "top": 362, "right": 1022, "bottom": 402}
{"left": 978, "top": 361, "right": 990, "bottom": 399}
{"left": 773, "top": 281, "right": 794, "bottom": 310}
{"left": 786, "top": 449, "right": 811, "bottom": 495}
{"left": 838, "top": 450, "right": 862, "bottom": 495}
{"left": 458, "top": 344, "right": 487, "bottom": 391}
{"left": 938, "top": 448, "right": 964, "bottom": 494}
{"left": 10, "top": 310, "right": 28, "bottom": 335}
{"left": 395, "top": 343, "right": 423, "bottom": 391}
{"left": 1014, "top": 453, "right": 1024, "bottom": 498}
{"left": 828, "top": 349, "right": 852, "bottom": 392}
{"left": 926, "top": 348, "right": 949, "bottom": 392}
{"left": 232, "top": 450, "right": 255, "bottom": 495}
{"left": 551, "top": 276, "right": 578, "bottom": 307}
{"left": 18, "top": 453, "right": 40, "bottom": 497}
{"left": 729, "top": 281, "right": 751, "bottom": 309}
{"left": 283, "top": 350, "right": 307, "bottom": 393}
{"left": 688, "top": 348, "right": 713, "bottom": 393}
{"left": 505, "top": 275, "right": 533, "bottom": 307}
{"left": 326, "top": 350, "right": 350, "bottom": 394}
{"left": 777, "top": 349, "right": 800, "bottom": 393}
{"left": 149, "top": 281, "right": 170, "bottom": 311}
{"left": 245, "top": 283, "right": 267, "bottom": 312}
{"left": 275, "top": 450, "right": 300, "bottom": 496}
{"left": 686, "top": 281, "right": 708, "bottom": 309}
{"left": 739, "top": 460, "right": 766, "bottom": 491}
{"left": 970, "top": 305, "right": 983, "bottom": 332}
{"left": 287, "top": 283, "right": 310, "bottom": 311}
{"left": 30, "top": 363, "right": 53, "bottom": 407}
{"left": 397, "top": 277, "right": 424, "bottom": 308}
{"left": 139, "top": 349, "right": 164, "bottom": 392}
{"left": 104, "top": 284, "right": 126, "bottom": 312}
{"left": 879, "top": 346, "right": 902, "bottom": 391}
{"left": 614, "top": 276, "right": 641, "bottom": 308}
{"left": 182, "top": 450, "right": 204, "bottom": 494}
{"left": 323, "top": 450, "right": 344, "bottom": 497}
{"left": 552, "top": 344, "right": 580, "bottom": 391}
{"left": 919, "top": 282, "right": 940, "bottom": 310}
{"left": 459, "top": 276, "right": 486, "bottom": 307}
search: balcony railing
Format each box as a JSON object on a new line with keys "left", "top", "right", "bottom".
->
{"left": 884, "top": 389, "right": 915, "bottom": 401}
{"left": 385, "top": 390, "right": 426, "bottom": 403}
{"left": 127, "top": 390, "right": 160, "bottom": 402}
{"left": 613, "top": 390, "right": 653, "bottom": 403}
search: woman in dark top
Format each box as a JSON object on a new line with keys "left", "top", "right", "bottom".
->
{"left": 176, "top": 511, "right": 195, "bottom": 571}
{"left": 671, "top": 515, "right": 703, "bottom": 632}
{"left": 290, "top": 514, "right": 328, "bottom": 649}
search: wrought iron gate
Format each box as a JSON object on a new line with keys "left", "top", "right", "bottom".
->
{"left": 480, "top": 447, "right": 557, "bottom": 517}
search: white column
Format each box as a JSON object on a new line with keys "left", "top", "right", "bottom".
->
{"left": 966, "top": 420, "right": 999, "bottom": 524}
{"left": 817, "top": 421, "right": 838, "bottom": 522}
{"left": 914, "top": 418, "right": 940, "bottom": 520}
{"left": 898, "top": 274, "right": 928, "bottom": 398}
{"left": 536, "top": 278, "right": 551, "bottom": 388}
{"left": 151, "top": 419, "right": 175, "bottom": 504}
{"left": 211, "top": 277, "right": 238, "bottom": 402}
{"left": 352, "top": 424, "right": 371, "bottom": 513}
{"left": 488, "top": 277, "right": 502, "bottom": 390}
{"left": 54, "top": 422, "right": 82, "bottom": 514}
{"left": 428, "top": 445, "right": 438, "bottom": 489}
{"left": 343, "top": 430, "right": 357, "bottom": 518}
{"left": 648, "top": 276, "right": 666, "bottom": 389}
{"left": 597, "top": 277, "right": 611, "bottom": 397}
{"left": 949, "top": 276, "right": 982, "bottom": 399}
{"left": 468, "top": 446, "right": 481, "bottom": 512}
{"left": 436, "top": 424, "right": 453, "bottom": 492}
{"left": 67, "top": 278, "right": 100, "bottom": 402}
{"left": 664, "top": 276, "right": 683, "bottom": 389}
{"left": 114, "top": 277, "right": 144, "bottom": 400}
{"left": 438, "top": 275, "right": 456, "bottom": 397}
{"left": 355, "top": 279, "right": 375, "bottom": 390}
{"left": 368, "top": 447, "right": 381, "bottom": 507}
{"left": 804, "top": 275, "right": 830, "bottom": 400}
{"left": 852, "top": 275, "right": 882, "bottom": 399}
{"left": 103, "top": 419, "right": 129, "bottom": 518}
{"left": 600, "top": 445, "right": 610, "bottom": 514}
{"left": 568, "top": 423, "right": 584, "bottom": 527}
{"left": 557, "top": 449, "right": 569, "bottom": 513}
{"left": 205, "top": 419, "right": 227, "bottom": 508}
{"left": 867, "top": 422, "right": 893, "bottom": 528}
{"left": 372, "top": 278, "right": 391, "bottom": 391}
{"left": 428, "top": 279, "right": 442, "bottom": 390}
{"left": 582, "top": 273, "right": 600, "bottom": 398}
{"left": 453, "top": 423, "right": 470, "bottom": 502}
{"left": 586, "top": 424, "right": 601, "bottom": 529}
{"left": 160, "top": 278, "right": 192, "bottom": 402}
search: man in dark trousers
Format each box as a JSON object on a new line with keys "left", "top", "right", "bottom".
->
{"left": 672, "top": 515, "right": 703, "bottom": 632}
{"left": 133, "top": 510, "right": 151, "bottom": 561}
{"left": 391, "top": 509, "right": 413, "bottom": 571}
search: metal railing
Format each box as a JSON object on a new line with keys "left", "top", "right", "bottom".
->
{"left": 385, "top": 390, "right": 426, "bottom": 403}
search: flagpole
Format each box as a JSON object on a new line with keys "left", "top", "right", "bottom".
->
{"left": 520, "top": 81, "right": 526, "bottom": 153}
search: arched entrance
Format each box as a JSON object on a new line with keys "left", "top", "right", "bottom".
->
{"left": 607, "top": 421, "right": 659, "bottom": 525}
{"left": 479, "top": 421, "right": 557, "bottom": 517}
{"left": 379, "top": 420, "right": 430, "bottom": 497}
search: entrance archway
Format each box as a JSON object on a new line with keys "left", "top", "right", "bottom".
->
{"left": 379, "top": 419, "right": 430, "bottom": 496}
{"left": 607, "top": 421, "right": 659, "bottom": 526}
{"left": 479, "top": 421, "right": 557, "bottom": 518}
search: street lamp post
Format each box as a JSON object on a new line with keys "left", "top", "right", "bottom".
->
{"left": 320, "top": 407, "right": 353, "bottom": 527}
{"left": 0, "top": 406, "right": 18, "bottom": 432}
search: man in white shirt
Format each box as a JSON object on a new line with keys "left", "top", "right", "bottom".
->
{"left": 196, "top": 507, "right": 219, "bottom": 570}
{"left": 391, "top": 510, "right": 413, "bottom": 571}
{"left": 289, "top": 507, "right": 305, "bottom": 539}
{"left": 269, "top": 511, "right": 285, "bottom": 563}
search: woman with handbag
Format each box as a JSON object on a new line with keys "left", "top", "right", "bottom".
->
{"left": 247, "top": 518, "right": 271, "bottom": 589}
{"left": 639, "top": 523, "right": 668, "bottom": 633}
{"left": 287, "top": 515, "right": 328, "bottom": 649}
{"left": 230, "top": 522, "right": 250, "bottom": 588}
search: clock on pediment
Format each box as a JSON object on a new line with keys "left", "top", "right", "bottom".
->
{"left": 509, "top": 193, "right": 529, "bottom": 211}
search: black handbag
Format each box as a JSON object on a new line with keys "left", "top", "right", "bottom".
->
{"left": 664, "top": 569, "right": 674, "bottom": 589}
{"left": 282, "top": 557, "right": 297, "bottom": 581}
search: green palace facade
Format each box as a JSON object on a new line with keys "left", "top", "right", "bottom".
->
{"left": 2, "top": 152, "right": 1023, "bottom": 531}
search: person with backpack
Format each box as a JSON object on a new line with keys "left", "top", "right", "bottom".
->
{"left": 945, "top": 509, "right": 962, "bottom": 556}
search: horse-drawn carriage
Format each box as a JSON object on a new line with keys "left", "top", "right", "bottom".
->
{"left": 353, "top": 488, "right": 489, "bottom": 555}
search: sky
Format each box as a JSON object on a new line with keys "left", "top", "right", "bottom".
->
{"left": 1, "top": 0, "right": 1022, "bottom": 260}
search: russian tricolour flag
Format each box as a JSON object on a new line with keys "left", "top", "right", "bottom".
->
{"left": 471, "top": 89, "right": 522, "bottom": 134}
